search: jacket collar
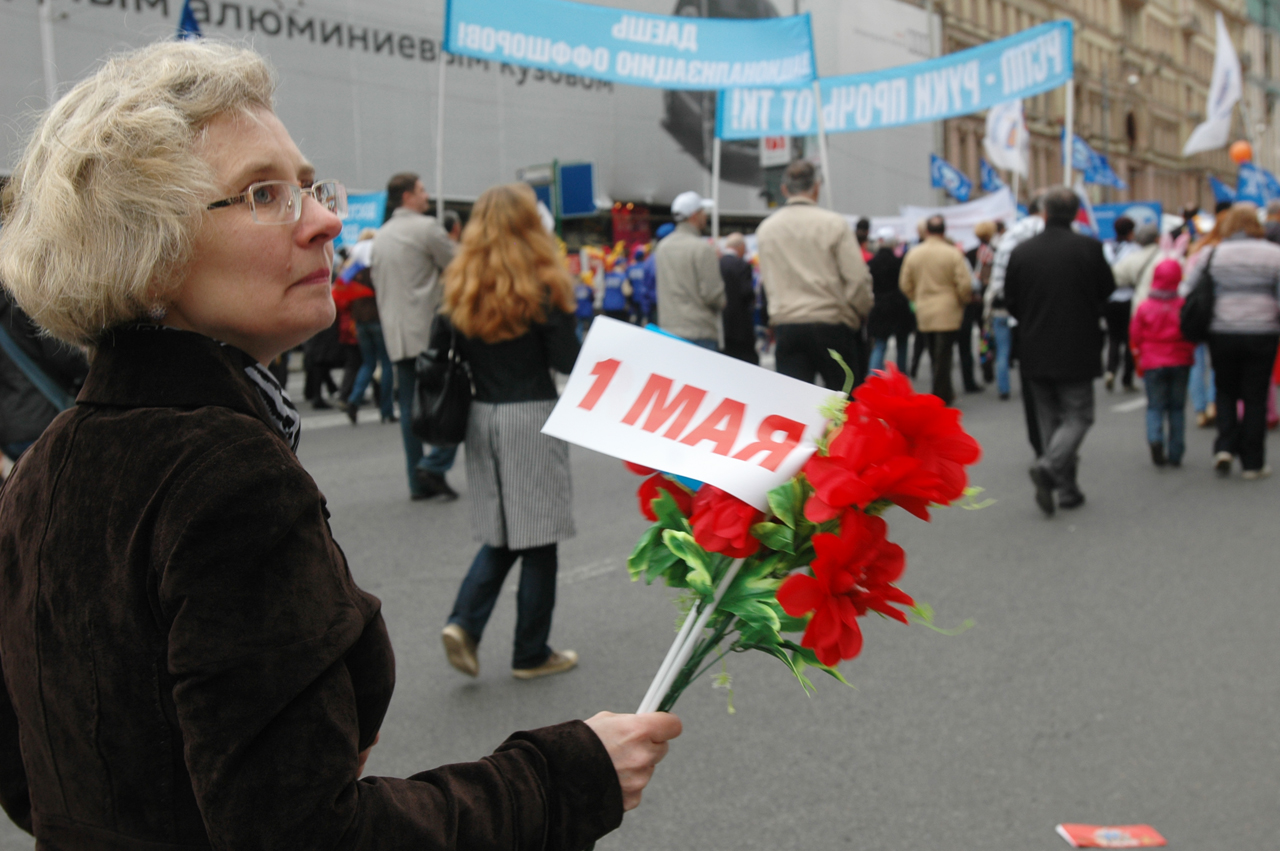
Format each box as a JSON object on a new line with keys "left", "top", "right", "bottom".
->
{"left": 784, "top": 196, "right": 817, "bottom": 207}
{"left": 79, "top": 326, "right": 271, "bottom": 423}
{"left": 675, "top": 221, "right": 702, "bottom": 237}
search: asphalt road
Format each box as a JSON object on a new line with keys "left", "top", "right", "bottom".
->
{"left": 1, "top": 364, "right": 1277, "bottom": 849}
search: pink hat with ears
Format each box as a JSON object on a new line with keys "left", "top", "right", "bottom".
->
{"left": 1151, "top": 258, "right": 1183, "bottom": 294}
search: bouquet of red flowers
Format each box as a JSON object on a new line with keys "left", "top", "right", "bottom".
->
{"left": 627, "top": 365, "right": 981, "bottom": 713}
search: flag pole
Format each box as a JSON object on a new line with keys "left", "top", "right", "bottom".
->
{"left": 813, "top": 81, "right": 834, "bottom": 210}
{"left": 39, "top": 0, "right": 58, "bottom": 106}
{"left": 711, "top": 136, "right": 721, "bottom": 239}
{"left": 435, "top": 52, "right": 448, "bottom": 219}
{"left": 1063, "top": 78, "right": 1075, "bottom": 186}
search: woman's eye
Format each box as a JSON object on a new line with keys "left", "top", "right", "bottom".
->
{"left": 251, "top": 185, "right": 281, "bottom": 205}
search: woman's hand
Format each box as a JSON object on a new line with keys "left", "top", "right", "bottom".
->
{"left": 584, "top": 712, "right": 682, "bottom": 811}
{"left": 356, "top": 733, "right": 379, "bottom": 778}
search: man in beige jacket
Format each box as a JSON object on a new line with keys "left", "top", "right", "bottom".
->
{"left": 370, "top": 172, "right": 458, "bottom": 500}
{"left": 755, "top": 160, "right": 873, "bottom": 388}
{"left": 899, "top": 215, "right": 972, "bottom": 405}
{"left": 654, "top": 191, "right": 726, "bottom": 349}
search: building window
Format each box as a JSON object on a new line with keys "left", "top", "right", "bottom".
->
{"left": 1122, "top": 1, "right": 1142, "bottom": 47}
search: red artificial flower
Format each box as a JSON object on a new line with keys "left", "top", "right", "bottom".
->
{"left": 802, "top": 404, "right": 955, "bottom": 522}
{"left": 851, "top": 364, "right": 982, "bottom": 510}
{"left": 689, "top": 485, "right": 765, "bottom": 559}
{"left": 624, "top": 461, "right": 657, "bottom": 476}
{"left": 637, "top": 474, "right": 693, "bottom": 521}
{"left": 776, "top": 511, "right": 914, "bottom": 667}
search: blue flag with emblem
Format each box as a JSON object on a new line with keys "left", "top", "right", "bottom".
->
{"left": 176, "top": 0, "right": 202, "bottom": 39}
{"left": 930, "top": 154, "right": 972, "bottom": 203}
{"left": 1063, "top": 131, "right": 1127, "bottom": 189}
{"left": 1237, "top": 162, "right": 1268, "bottom": 204}
{"left": 980, "top": 159, "right": 1005, "bottom": 193}
{"left": 1208, "top": 174, "right": 1236, "bottom": 204}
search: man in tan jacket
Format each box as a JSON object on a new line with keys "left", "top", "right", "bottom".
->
{"left": 756, "top": 160, "right": 872, "bottom": 388}
{"left": 899, "top": 215, "right": 972, "bottom": 405}
{"left": 653, "top": 191, "right": 726, "bottom": 349}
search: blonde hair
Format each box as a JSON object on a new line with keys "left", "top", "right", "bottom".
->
{"left": 0, "top": 40, "right": 276, "bottom": 346}
{"left": 443, "top": 183, "right": 574, "bottom": 343}
{"left": 1218, "top": 202, "right": 1264, "bottom": 240}
{"left": 973, "top": 221, "right": 997, "bottom": 241}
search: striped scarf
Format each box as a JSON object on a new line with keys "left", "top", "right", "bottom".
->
{"left": 240, "top": 359, "right": 301, "bottom": 453}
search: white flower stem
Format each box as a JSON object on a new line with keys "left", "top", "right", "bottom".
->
{"left": 637, "top": 558, "right": 745, "bottom": 713}
{"left": 636, "top": 605, "right": 699, "bottom": 713}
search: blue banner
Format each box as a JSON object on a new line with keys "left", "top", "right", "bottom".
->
{"left": 931, "top": 154, "right": 972, "bottom": 203}
{"left": 980, "top": 159, "right": 1005, "bottom": 193}
{"left": 337, "top": 191, "right": 387, "bottom": 248}
{"left": 1208, "top": 175, "right": 1236, "bottom": 204}
{"left": 1063, "top": 131, "right": 1127, "bottom": 189}
{"left": 716, "top": 20, "right": 1072, "bottom": 140}
{"left": 1092, "top": 202, "right": 1162, "bottom": 242}
{"left": 444, "top": 0, "right": 816, "bottom": 91}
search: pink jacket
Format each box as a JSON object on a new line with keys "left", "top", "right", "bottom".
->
{"left": 1130, "top": 294, "right": 1195, "bottom": 371}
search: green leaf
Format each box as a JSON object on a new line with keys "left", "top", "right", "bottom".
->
{"left": 766, "top": 480, "right": 801, "bottom": 530}
{"left": 826, "top": 348, "right": 855, "bottom": 395}
{"left": 777, "top": 612, "right": 810, "bottom": 634}
{"left": 662, "top": 530, "right": 714, "bottom": 595}
{"left": 721, "top": 598, "right": 781, "bottom": 633}
{"left": 626, "top": 526, "right": 662, "bottom": 582}
{"left": 782, "top": 641, "right": 853, "bottom": 687}
{"left": 758, "top": 643, "right": 816, "bottom": 696}
{"left": 908, "top": 601, "right": 976, "bottom": 635}
{"left": 645, "top": 545, "right": 682, "bottom": 586}
{"left": 749, "top": 522, "right": 796, "bottom": 554}
{"left": 651, "top": 487, "right": 694, "bottom": 531}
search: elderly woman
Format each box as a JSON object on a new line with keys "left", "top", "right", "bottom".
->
{"left": 0, "top": 40, "right": 678, "bottom": 848}
{"left": 1184, "top": 203, "right": 1280, "bottom": 478}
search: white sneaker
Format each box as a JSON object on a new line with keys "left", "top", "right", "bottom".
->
{"left": 1242, "top": 466, "right": 1272, "bottom": 481}
{"left": 1214, "top": 452, "right": 1233, "bottom": 477}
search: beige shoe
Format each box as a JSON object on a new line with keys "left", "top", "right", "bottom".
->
{"left": 1205, "top": 402, "right": 1217, "bottom": 425}
{"left": 1242, "top": 466, "right": 1272, "bottom": 481}
{"left": 512, "top": 649, "right": 579, "bottom": 680}
{"left": 1196, "top": 411, "right": 1209, "bottom": 428}
{"left": 441, "top": 624, "right": 479, "bottom": 677}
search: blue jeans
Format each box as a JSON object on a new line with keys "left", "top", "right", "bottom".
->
{"left": 349, "top": 321, "right": 395, "bottom": 419}
{"left": 1189, "top": 344, "right": 1215, "bottom": 413}
{"left": 394, "top": 359, "right": 458, "bottom": 497}
{"left": 992, "top": 316, "right": 1012, "bottom": 396}
{"left": 448, "top": 543, "right": 558, "bottom": 669}
{"left": 1145, "top": 366, "right": 1190, "bottom": 463}
{"left": 869, "top": 333, "right": 909, "bottom": 373}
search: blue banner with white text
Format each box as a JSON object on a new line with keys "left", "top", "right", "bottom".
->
{"left": 337, "top": 192, "right": 388, "bottom": 249}
{"left": 1208, "top": 175, "right": 1236, "bottom": 204}
{"left": 715, "top": 19, "right": 1072, "bottom": 140}
{"left": 443, "top": 0, "right": 816, "bottom": 91}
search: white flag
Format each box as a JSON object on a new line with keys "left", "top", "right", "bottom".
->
{"left": 983, "top": 100, "right": 1029, "bottom": 178}
{"left": 1183, "top": 12, "right": 1242, "bottom": 157}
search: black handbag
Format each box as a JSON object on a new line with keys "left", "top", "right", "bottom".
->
{"left": 1180, "top": 246, "right": 1217, "bottom": 344}
{"left": 411, "top": 318, "right": 472, "bottom": 445}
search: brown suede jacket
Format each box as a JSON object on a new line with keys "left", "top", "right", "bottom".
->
{"left": 0, "top": 326, "right": 621, "bottom": 849}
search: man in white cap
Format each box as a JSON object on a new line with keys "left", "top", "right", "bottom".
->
{"left": 756, "top": 159, "right": 872, "bottom": 388}
{"left": 653, "top": 190, "right": 726, "bottom": 349}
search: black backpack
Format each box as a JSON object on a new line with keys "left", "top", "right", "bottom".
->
{"left": 1180, "top": 247, "right": 1217, "bottom": 344}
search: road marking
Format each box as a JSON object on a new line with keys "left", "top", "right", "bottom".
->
{"left": 504, "top": 558, "right": 621, "bottom": 594}
{"left": 1111, "top": 397, "right": 1147, "bottom": 413}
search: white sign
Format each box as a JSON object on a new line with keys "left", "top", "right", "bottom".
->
{"left": 543, "top": 318, "right": 836, "bottom": 509}
{"left": 759, "top": 135, "right": 791, "bottom": 168}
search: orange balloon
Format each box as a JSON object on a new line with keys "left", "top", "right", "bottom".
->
{"left": 1229, "top": 140, "right": 1253, "bottom": 164}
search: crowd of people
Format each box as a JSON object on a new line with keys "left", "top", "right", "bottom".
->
{"left": 1, "top": 35, "right": 1280, "bottom": 851}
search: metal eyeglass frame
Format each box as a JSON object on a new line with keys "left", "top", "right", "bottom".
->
{"left": 206, "top": 179, "right": 348, "bottom": 224}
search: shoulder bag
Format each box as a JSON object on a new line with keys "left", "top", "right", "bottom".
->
{"left": 1180, "top": 246, "right": 1217, "bottom": 344}
{"left": 411, "top": 318, "right": 472, "bottom": 445}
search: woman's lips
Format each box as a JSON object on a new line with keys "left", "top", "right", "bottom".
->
{"left": 293, "top": 269, "right": 331, "bottom": 286}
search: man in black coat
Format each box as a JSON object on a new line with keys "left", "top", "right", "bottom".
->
{"left": 0, "top": 291, "right": 88, "bottom": 462}
{"left": 719, "top": 232, "right": 759, "bottom": 364}
{"left": 1005, "top": 186, "right": 1115, "bottom": 515}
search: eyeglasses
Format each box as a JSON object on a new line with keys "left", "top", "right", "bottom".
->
{"left": 206, "top": 179, "right": 348, "bottom": 224}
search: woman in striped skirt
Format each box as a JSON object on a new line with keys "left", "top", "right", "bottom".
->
{"left": 435, "top": 184, "right": 583, "bottom": 679}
